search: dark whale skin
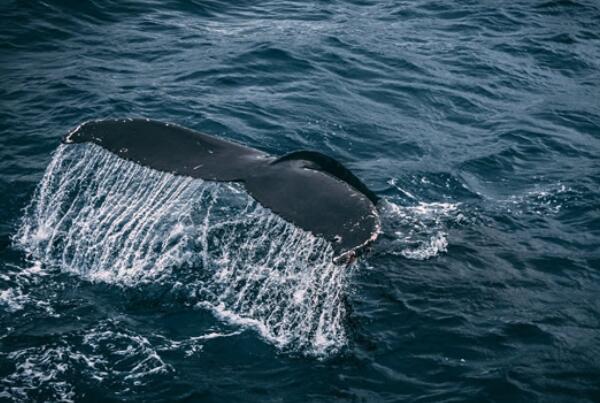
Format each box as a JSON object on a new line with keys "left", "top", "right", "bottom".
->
{"left": 64, "top": 119, "right": 380, "bottom": 261}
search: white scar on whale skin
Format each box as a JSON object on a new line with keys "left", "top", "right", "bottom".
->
{"left": 16, "top": 143, "right": 351, "bottom": 357}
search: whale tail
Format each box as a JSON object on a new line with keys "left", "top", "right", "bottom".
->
{"left": 64, "top": 119, "right": 380, "bottom": 261}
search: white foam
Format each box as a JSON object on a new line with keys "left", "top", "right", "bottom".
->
{"left": 0, "top": 288, "right": 26, "bottom": 312}
{"left": 379, "top": 199, "right": 460, "bottom": 260}
{"left": 399, "top": 232, "right": 449, "bottom": 260}
{"left": 504, "top": 183, "right": 577, "bottom": 216}
{"left": 3, "top": 346, "right": 77, "bottom": 402}
{"left": 1, "top": 321, "right": 173, "bottom": 401}
{"left": 0, "top": 262, "right": 54, "bottom": 317}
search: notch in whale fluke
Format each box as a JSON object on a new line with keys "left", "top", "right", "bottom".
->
{"left": 64, "top": 119, "right": 380, "bottom": 262}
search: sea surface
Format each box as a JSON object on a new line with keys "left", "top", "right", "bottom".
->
{"left": 1, "top": 1, "right": 599, "bottom": 402}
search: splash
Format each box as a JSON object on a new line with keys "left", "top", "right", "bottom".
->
{"left": 14, "top": 144, "right": 349, "bottom": 357}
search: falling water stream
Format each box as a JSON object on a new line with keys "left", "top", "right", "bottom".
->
{"left": 15, "top": 144, "right": 348, "bottom": 356}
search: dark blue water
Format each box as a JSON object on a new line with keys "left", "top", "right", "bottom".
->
{"left": 1, "top": 1, "right": 600, "bottom": 401}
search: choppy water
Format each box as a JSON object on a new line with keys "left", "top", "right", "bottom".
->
{"left": 1, "top": 1, "right": 599, "bottom": 402}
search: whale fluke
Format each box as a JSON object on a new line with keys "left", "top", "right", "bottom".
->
{"left": 64, "top": 119, "right": 380, "bottom": 261}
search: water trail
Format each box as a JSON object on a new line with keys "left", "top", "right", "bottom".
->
{"left": 15, "top": 144, "right": 348, "bottom": 356}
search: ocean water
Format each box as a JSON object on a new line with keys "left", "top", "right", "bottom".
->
{"left": 1, "top": 1, "right": 599, "bottom": 401}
